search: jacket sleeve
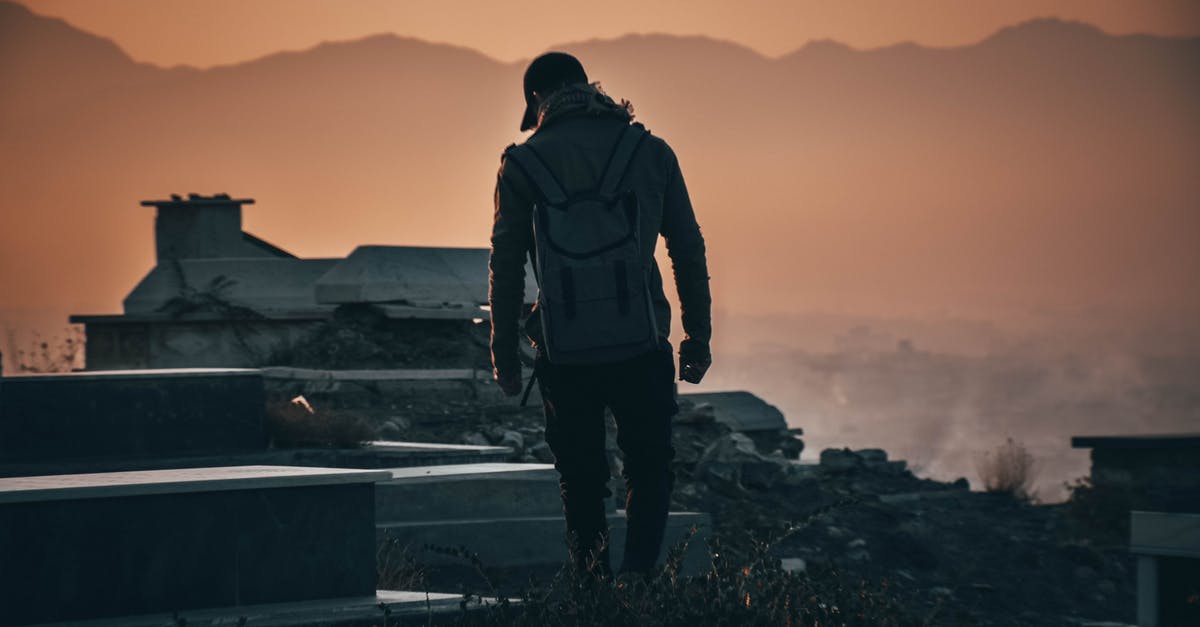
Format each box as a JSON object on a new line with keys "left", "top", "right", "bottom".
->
{"left": 488, "top": 153, "right": 534, "bottom": 376}
{"left": 659, "top": 146, "right": 712, "bottom": 357}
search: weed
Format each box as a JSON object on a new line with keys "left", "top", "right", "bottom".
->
{"left": 263, "top": 395, "right": 374, "bottom": 448}
{"left": 976, "top": 438, "right": 1037, "bottom": 502}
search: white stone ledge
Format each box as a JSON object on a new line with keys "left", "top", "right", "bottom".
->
{"left": 0, "top": 465, "right": 392, "bottom": 504}
{"left": 3, "top": 367, "right": 261, "bottom": 381}
{"left": 1131, "top": 510, "right": 1200, "bottom": 558}
{"left": 384, "top": 463, "right": 556, "bottom": 483}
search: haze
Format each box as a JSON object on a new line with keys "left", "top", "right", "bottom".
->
{"left": 15, "top": 0, "right": 1200, "bottom": 67}
{"left": 2, "top": 1, "right": 1198, "bottom": 495}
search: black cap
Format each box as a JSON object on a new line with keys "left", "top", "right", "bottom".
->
{"left": 521, "top": 52, "right": 588, "bottom": 131}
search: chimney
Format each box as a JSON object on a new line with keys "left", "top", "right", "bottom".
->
{"left": 141, "top": 193, "right": 255, "bottom": 262}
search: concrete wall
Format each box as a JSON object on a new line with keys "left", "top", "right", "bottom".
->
{"left": 0, "top": 369, "right": 266, "bottom": 463}
{"left": 82, "top": 318, "right": 325, "bottom": 369}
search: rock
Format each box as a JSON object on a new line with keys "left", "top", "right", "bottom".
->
{"left": 846, "top": 548, "right": 871, "bottom": 562}
{"left": 693, "top": 432, "right": 790, "bottom": 491}
{"left": 530, "top": 441, "right": 555, "bottom": 463}
{"left": 855, "top": 448, "right": 888, "bottom": 465}
{"left": 462, "top": 432, "right": 490, "bottom": 447}
{"left": 700, "top": 462, "right": 745, "bottom": 497}
{"left": 825, "top": 525, "right": 848, "bottom": 539}
{"left": 846, "top": 538, "right": 868, "bottom": 549}
{"left": 386, "top": 416, "right": 411, "bottom": 430}
{"left": 741, "top": 462, "right": 785, "bottom": 490}
{"left": 486, "top": 425, "right": 509, "bottom": 444}
{"left": 675, "top": 402, "right": 717, "bottom": 424}
{"left": 952, "top": 477, "right": 970, "bottom": 490}
{"left": 929, "top": 586, "right": 954, "bottom": 599}
{"left": 377, "top": 420, "right": 402, "bottom": 441}
{"left": 783, "top": 463, "right": 818, "bottom": 486}
{"left": 780, "top": 557, "right": 807, "bottom": 573}
{"left": 676, "top": 482, "right": 702, "bottom": 501}
{"left": 499, "top": 430, "right": 525, "bottom": 453}
{"left": 820, "top": 448, "right": 862, "bottom": 472}
{"left": 779, "top": 435, "right": 805, "bottom": 459}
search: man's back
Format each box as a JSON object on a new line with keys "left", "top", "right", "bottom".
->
{"left": 489, "top": 84, "right": 711, "bottom": 376}
{"left": 487, "top": 55, "right": 711, "bottom": 577}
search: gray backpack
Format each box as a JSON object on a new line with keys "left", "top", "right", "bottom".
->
{"left": 505, "top": 123, "right": 659, "bottom": 365}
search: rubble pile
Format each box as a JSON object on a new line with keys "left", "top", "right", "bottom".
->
{"left": 345, "top": 390, "right": 1136, "bottom": 626}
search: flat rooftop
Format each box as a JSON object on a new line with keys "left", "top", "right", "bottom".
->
{"left": 1070, "top": 434, "right": 1200, "bottom": 449}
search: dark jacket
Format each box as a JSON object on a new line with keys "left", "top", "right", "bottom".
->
{"left": 488, "top": 84, "right": 711, "bottom": 375}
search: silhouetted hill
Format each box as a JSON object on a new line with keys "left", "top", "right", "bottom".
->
{"left": 1, "top": 3, "right": 1197, "bottom": 336}
{"left": 0, "top": 2, "right": 187, "bottom": 121}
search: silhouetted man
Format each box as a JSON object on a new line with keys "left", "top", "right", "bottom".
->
{"left": 489, "top": 52, "right": 711, "bottom": 576}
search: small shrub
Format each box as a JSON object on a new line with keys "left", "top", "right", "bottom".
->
{"left": 426, "top": 507, "right": 919, "bottom": 626}
{"left": 977, "top": 438, "right": 1037, "bottom": 501}
{"left": 377, "top": 534, "right": 428, "bottom": 591}
{"left": 1063, "top": 477, "right": 1136, "bottom": 545}
{"left": 264, "top": 395, "right": 375, "bottom": 448}
{"left": 4, "top": 326, "right": 85, "bottom": 373}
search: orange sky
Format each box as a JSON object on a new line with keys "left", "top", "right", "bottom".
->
{"left": 16, "top": 0, "right": 1200, "bottom": 67}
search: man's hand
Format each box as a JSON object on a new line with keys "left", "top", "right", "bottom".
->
{"left": 495, "top": 366, "right": 524, "bottom": 397}
{"left": 679, "top": 342, "right": 711, "bottom": 385}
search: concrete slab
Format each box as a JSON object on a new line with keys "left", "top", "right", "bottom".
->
{"left": 1131, "top": 511, "right": 1200, "bottom": 627}
{"left": 0, "top": 441, "right": 514, "bottom": 478}
{"left": 377, "top": 463, "right": 560, "bottom": 522}
{"left": 123, "top": 258, "right": 339, "bottom": 315}
{"left": 0, "top": 368, "right": 266, "bottom": 462}
{"left": 0, "top": 466, "right": 384, "bottom": 625}
{"left": 262, "top": 367, "right": 542, "bottom": 407}
{"left": 313, "top": 245, "right": 537, "bottom": 306}
{"left": 0, "top": 465, "right": 392, "bottom": 504}
{"left": 1132, "top": 511, "right": 1200, "bottom": 558}
{"left": 679, "top": 391, "right": 787, "bottom": 433}
{"left": 2, "top": 367, "right": 260, "bottom": 381}
{"left": 1072, "top": 434, "right": 1200, "bottom": 449}
{"left": 385, "top": 462, "right": 556, "bottom": 481}
{"left": 29, "top": 590, "right": 467, "bottom": 627}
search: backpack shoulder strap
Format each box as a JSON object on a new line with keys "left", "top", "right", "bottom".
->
{"left": 598, "top": 123, "right": 648, "bottom": 197}
{"left": 504, "top": 144, "right": 568, "bottom": 205}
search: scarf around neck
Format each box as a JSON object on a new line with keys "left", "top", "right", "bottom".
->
{"left": 535, "top": 82, "right": 634, "bottom": 131}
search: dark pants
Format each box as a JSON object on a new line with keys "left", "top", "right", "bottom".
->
{"left": 535, "top": 345, "right": 678, "bottom": 575}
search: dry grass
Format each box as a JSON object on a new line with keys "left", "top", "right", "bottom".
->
{"left": 977, "top": 438, "right": 1038, "bottom": 502}
{"left": 4, "top": 326, "right": 85, "bottom": 373}
{"left": 264, "top": 395, "right": 375, "bottom": 448}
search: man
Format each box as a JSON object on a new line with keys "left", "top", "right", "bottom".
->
{"left": 488, "top": 52, "right": 712, "bottom": 577}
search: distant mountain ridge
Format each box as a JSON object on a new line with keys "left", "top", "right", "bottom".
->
{"left": 1, "top": 0, "right": 1197, "bottom": 331}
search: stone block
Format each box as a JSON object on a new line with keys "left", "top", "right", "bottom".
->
{"left": 0, "top": 368, "right": 266, "bottom": 463}
{"left": 679, "top": 391, "right": 787, "bottom": 433}
{"left": 0, "top": 466, "right": 389, "bottom": 626}
{"left": 375, "top": 463, "right": 561, "bottom": 522}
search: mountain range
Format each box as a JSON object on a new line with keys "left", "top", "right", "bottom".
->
{"left": 1, "top": 0, "right": 1198, "bottom": 338}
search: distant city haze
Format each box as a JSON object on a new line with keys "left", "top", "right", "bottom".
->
{"left": 2, "top": 0, "right": 1198, "bottom": 496}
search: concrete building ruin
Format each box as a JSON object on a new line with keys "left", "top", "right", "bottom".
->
{"left": 70, "top": 194, "right": 536, "bottom": 370}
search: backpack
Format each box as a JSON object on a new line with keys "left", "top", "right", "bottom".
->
{"left": 504, "top": 123, "right": 659, "bottom": 365}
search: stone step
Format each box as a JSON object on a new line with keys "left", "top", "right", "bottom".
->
{"left": 378, "top": 511, "right": 712, "bottom": 575}
{"left": 0, "top": 466, "right": 389, "bottom": 626}
{"left": 375, "top": 463, "right": 563, "bottom": 523}
{"left": 29, "top": 590, "right": 472, "bottom": 627}
{"left": 0, "top": 441, "right": 513, "bottom": 479}
{"left": 0, "top": 368, "right": 266, "bottom": 464}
